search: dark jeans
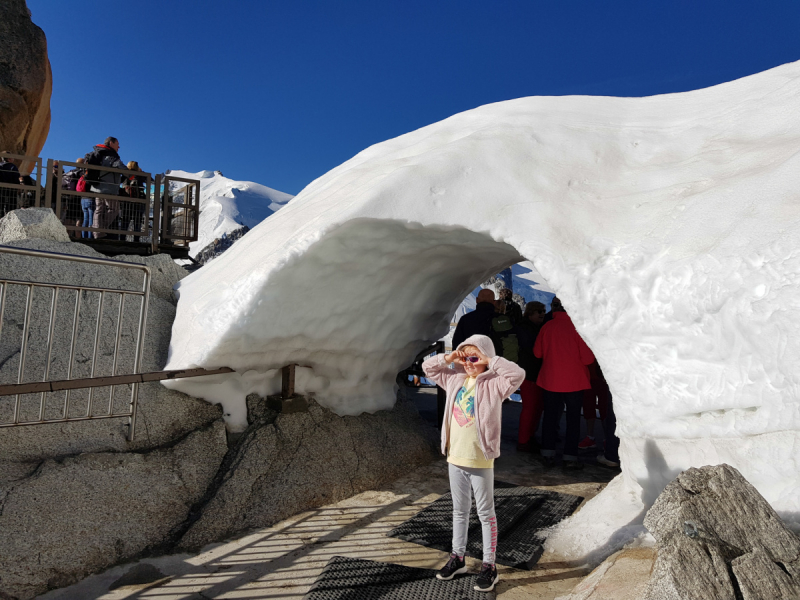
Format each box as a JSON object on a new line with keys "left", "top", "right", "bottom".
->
{"left": 604, "top": 394, "right": 620, "bottom": 462}
{"left": 540, "top": 389, "right": 584, "bottom": 461}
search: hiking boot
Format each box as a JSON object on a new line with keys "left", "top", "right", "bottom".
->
{"left": 436, "top": 553, "right": 467, "bottom": 580}
{"left": 563, "top": 460, "right": 584, "bottom": 471}
{"left": 597, "top": 455, "right": 620, "bottom": 468}
{"left": 578, "top": 435, "right": 596, "bottom": 450}
{"left": 538, "top": 455, "right": 557, "bottom": 468}
{"left": 474, "top": 563, "right": 499, "bottom": 592}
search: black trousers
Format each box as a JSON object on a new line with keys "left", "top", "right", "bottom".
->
{"left": 540, "top": 389, "right": 584, "bottom": 461}
{"left": 604, "top": 394, "right": 620, "bottom": 462}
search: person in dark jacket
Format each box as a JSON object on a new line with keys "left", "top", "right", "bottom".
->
{"left": 516, "top": 301, "right": 545, "bottom": 452}
{"left": 499, "top": 288, "right": 523, "bottom": 326}
{"left": 534, "top": 302, "right": 595, "bottom": 470}
{"left": 0, "top": 155, "right": 20, "bottom": 217}
{"left": 452, "top": 289, "right": 501, "bottom": 354}
{"left": 121, "top": 160, "right": 147, "bottom": 242}
{"left": 85, "top": 137, "right": 125, "bottom": 239}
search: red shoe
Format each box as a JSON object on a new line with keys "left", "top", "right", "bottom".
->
{"left": 578, "top": 436, "right": 596, "bottom": 450}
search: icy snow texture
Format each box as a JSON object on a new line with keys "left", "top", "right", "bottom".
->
{"left": 167, "top": 170, "right": 293, "bottom": 258}
{"left": 166, "top": 61, "right": 800, "bottom": 557}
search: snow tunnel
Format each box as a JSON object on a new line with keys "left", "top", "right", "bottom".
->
{"left": 165, "top": 61, "right": 800, "bottom": 558}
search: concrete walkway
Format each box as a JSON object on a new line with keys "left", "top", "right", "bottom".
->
{"left": 40, "top": 390, "right": 619, "bottom": 600}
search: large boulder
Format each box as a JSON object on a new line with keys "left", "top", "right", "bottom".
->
{"left": 0, "top": 208, "right": 69, "bottom": 243}
{"left": 0, "top": 0, "right": 51, "bottom": 169}
{"left": 177, "top": 393, "right": 439, "bottom": 550}
{"left": 0, "top": 420, "right": 228, "bottom": 600}
{"left": 643, "top": 464, "right": 800, "bottom": 599}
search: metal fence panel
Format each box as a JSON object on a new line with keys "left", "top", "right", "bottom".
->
{"left": 0, "top": 246, "right": 150, "bottom": 440}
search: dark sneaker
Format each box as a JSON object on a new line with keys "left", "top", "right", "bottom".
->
{"left": 539, "top": 455, "right": 557, "bottom": 468}
{"left": 474, "top": 562, "right": 499, "bottom": 592}
{"left": 436, "top": 553, "right": 467, "bottom": 580}
{"left": 563, "top": 460, "right": 584, "bottom": 471}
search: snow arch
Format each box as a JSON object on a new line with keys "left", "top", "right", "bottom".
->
{"left": 166, "top": 61, "right": 800, "bottom": 557}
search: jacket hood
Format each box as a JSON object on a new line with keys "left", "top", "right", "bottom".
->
{"left": 456, "top": 334, "right": 497, "bottom": 359}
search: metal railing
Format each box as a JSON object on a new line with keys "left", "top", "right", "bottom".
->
{"left": 0, "top": 154, "right": 203, "bottom": 256}
{"left": 0, "top": 246, "right": 150, "bottom": 440}
{"left": 48, "top": 159, "right": 154, "bottom": 244}
{"left": 155, "top": 174, "right": 200, "bottom": 252}
{"left": 0, "top": 152, "right": 43, "bottom": 214}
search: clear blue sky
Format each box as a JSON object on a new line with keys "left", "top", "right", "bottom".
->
{"left": 28, "top": 0, "right": 800, "bottom": 196}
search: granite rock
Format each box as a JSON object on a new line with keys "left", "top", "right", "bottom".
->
{"left": 177, "top": 394, "right": 439, "bottom": 550}
{"left": 643, "top": 464, "right": 800, "bottom": 599}
{"left": 0, "top": 208, "right": 70, "bottom": 244}
{"left": 0, "top": 0, "right": 52, "bottom": 170}
{"left": 0, "top": 419, "right": 228, "bottom": 600}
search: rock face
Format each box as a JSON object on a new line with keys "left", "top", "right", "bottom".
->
{"left": 0, "top": 218, "right": 440, "bottom": 599}
{"left": 0, "top": 207, "right": 70, "bottom": 243}
{"left": 0, "top": 232, "right": 209, "bottom": 477}
{"left": 177, "top": 393, "right": 439, "bottom": 550}
{"left": 0, "top": 420, "right": 228, "bottom": 599}
{"left": 644, "top": 464, "right": 800, "bottom": 599}
{"left": 0, "top": 0, "right": 52, "bottom": 169}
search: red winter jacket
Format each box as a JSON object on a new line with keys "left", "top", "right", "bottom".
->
{"left": 533, "top": 312, "right": 595, "bottom": 392}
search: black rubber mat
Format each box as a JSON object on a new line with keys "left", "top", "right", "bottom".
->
{"left": 303, "top": 555, "right": 493, "bottom": 600}
{"left": 388, "top": 482, "right": 583, "bottom": 569}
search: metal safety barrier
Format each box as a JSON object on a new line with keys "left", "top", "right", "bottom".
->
{"left": 0, "top": 152, "right": 43, "bottom": 214}
{"left": 155, "top": 173, "right": 200, "bottom": 252}
{"left": 0, "top": 246, "right": 150, "bottom": 440}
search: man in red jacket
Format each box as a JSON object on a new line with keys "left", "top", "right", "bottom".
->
{"left": 533, "top": 298, "right": 595, "bottom": 470}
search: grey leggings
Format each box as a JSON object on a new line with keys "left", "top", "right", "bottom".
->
{"left": 449, "top": 463, "right": 497, "bottom": 564}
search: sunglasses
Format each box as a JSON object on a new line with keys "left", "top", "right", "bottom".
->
{"left": 463, "top": 356, "right": 480, "bottom": 363}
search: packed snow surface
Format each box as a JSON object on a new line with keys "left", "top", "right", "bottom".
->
{"left": 166, "top": 61, "right": 800, "bottom": 557}
{"left": 167, "top": 170, "right": 293, "bottom": 257}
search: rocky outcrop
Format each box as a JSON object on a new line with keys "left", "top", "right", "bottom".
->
{"left": 0, "top": 0, "right": 52, "bottom": 170}
{"left": 0, "top": 225, "right": 217, "bottom": 484}
{"left": 0, "top": 420, "right": 228, "bottom": 599}
{"left": 0, "top": 213, "right": 439, "bottom": 598}
{"left": 0, "top": 207, "right": 69, "bottom": 243}
{"left": 177, "top": 393, "right": 439, "bottom": 550}
{"left": 644, "top": 464, "right": 800, "bottom": 599}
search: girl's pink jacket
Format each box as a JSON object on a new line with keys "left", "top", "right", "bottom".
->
{"left": 422, "top": 354, "right": 525, "bottom": 461}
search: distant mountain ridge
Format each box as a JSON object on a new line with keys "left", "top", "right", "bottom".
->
{"left": 167, "top": 169, "right": 293, "bottom": 259}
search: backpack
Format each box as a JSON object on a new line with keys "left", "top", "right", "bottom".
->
{"left": 76, "top": 174, "right": 89, "bottom": 193}
{"left": 491, "top": 314, "right": 520, "bottom": 363}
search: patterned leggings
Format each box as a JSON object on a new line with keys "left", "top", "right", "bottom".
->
{"left": 449, "top": 463, "right": 497, "bottom": 564}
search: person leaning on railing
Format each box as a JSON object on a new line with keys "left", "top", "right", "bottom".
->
{"left": 0, "top": 153, "right": 20, "bottom": 217}
{"left": 59, "top": 158, "right": 86, "bottom": 238}
{"left": 84, "top": 137, "right": 125, "bottom": 240}
{"left": 121, "top": 161, "right": 147, "bottom": 242}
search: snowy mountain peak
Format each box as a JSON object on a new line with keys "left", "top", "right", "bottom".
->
{"left": 167, "top": 169, "right": 294, "bottom": 258}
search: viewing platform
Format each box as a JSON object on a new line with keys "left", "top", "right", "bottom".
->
{"left": 0, "top": 152, "right": 201, "bottom": 259}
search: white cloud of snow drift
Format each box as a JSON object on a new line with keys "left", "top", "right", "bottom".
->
{"left": 165, "top": 61, "right": 800, "bottom": 558}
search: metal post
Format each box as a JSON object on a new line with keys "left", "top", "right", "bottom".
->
{"left": 35, "top": 157, "right": 42, "bottom": 208}
{"left": 44, "top": 158, "right": 53, "bottom": 209}
{"left": 152, "top": 174, "right": 161, "bottom": 254}
{"left": 39, "top": 287, "right": 59, "bottom": 420}
{"left": 13, "top": 285, "right": 34, "bottom": 424}
{"left": 108, "top": 293, "right": 125, "bottom": 415}
{"left": 63, "top": 289, "right": 82, "bottom": 418}
{"left": 86, "top": 291, "right": 106, "bottom": 417}
{"left": 281, "top": 364, "right": 296, "bottom": 398}
{"left": 127, "top": 267, "right": 151, "bottom": 441}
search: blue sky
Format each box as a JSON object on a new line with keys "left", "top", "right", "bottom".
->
{"left": 28, "top": 0, "right": 800, "bottom": 196}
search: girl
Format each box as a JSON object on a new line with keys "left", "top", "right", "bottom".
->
{"left": 422, "top": 334, "right": 525, "bottom": 592}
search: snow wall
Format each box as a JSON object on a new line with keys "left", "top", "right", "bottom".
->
{"left": 166, "top": 61, "right": 800, "bottom": 559}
